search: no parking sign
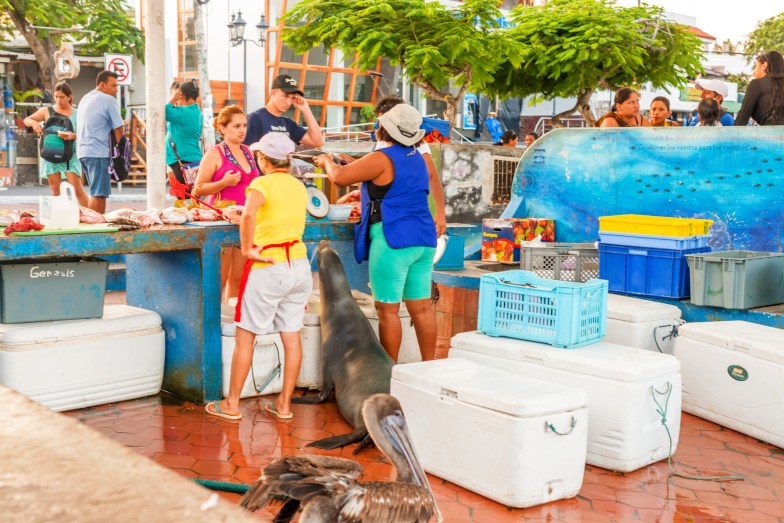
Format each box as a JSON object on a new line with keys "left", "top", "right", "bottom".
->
{"left": 104, "top": 54, "right": 133, "bottom": 86}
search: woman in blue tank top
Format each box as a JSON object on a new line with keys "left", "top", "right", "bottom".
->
{"left": 315, "top": 104, "right": 438, "bottom": 363}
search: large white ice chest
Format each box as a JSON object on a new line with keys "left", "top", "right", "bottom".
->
{"left": 605, "top": 294, "right": 682, "bottom": 354}
{"left": 0, "top": 304, "right": 164, "bottom": 412}
{"left": 391, "top": 358, "right": 588, "bottom": 508}
{"left": 220, "top": 304, "right": 285, "bottom": 398}
{"left": 674, "top": 321, "right": 784, "bottom": 448}
{"left": 223, "top": 300, "right": 322, "bottom": 390}
{"left": 450, "top": 331, "right": 682, "bottom": 472}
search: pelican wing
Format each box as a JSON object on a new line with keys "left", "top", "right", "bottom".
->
{"left": 337, "top": 481, "right": 439, "bottom": 523}
{"left": 240, "top": 455, "right": 362, "bottom": 512}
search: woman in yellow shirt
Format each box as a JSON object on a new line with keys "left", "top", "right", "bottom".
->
{"left": 206, "top": 133, "right": 311, "bottom": 421}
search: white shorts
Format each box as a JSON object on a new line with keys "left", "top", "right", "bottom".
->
{"left": 236, "top": 258, "right": 313, "bottom": 334}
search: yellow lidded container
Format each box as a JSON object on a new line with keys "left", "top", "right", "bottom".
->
{"left": 598, "top": 215, "right": 713, "bottom": 237}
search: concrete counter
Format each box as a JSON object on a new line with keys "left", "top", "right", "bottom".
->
{"left": 0, "top": 222, "right": 362, "bottom": 403}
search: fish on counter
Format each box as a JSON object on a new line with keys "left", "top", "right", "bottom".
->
{"left": 79, "top": 207, "right": 106, "bottom": 224}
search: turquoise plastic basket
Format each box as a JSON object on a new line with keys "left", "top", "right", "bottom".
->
{"left": 478, "top": 270, "right": 608, "bottom": 348}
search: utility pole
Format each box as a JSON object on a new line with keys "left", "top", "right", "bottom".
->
{"left": 144, "top": 0, "right": 166, "bottom": 209}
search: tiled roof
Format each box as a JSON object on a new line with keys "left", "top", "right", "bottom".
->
{"left": 688, "top": 26, "right": 717, "bottom": 40}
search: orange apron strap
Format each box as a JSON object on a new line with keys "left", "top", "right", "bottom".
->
{"left": 234, "top": 240, "right": 301, "bottom": 323}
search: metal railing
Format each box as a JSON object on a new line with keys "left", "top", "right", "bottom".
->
{"left": 321, "top": 121, "right": 375, "bottom": 142}
{"left": 533, "top": 116, "right": 588, "bottom": 137}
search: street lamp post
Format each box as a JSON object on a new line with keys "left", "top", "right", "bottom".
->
{"left": 229, "top": 10, "right": 270, "bottom": 109}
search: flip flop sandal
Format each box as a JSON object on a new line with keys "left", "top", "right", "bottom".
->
{"left": 265, "top": 403, "right": 294, "bottom": 420}
{"left": 205, "top": 401, "right": 242, "bottom": 420}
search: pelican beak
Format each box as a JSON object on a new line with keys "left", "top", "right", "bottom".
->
{"left": 380, "top": 412, "right": 430, "bottom": 489}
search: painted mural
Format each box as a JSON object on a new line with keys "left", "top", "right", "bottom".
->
{"left": 503, "top": 127, "right": 784, "bottom": 252}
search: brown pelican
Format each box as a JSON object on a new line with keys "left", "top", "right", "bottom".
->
{"left": 240, "top": 393, "right": 442, "bottom": 522}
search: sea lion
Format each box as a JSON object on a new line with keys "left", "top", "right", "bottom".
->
{"left": 292, "top": 240, "right": 394, "bottom": 450}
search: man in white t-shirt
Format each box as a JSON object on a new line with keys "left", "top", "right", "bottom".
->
{"left": 77, "top": 70, "right": 124, "bottom": 213}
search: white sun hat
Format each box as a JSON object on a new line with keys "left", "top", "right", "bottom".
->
{"left": 377, "top": 104, "right": 426, "bottom": 147}
{"left": 248, "top": 133, "right": 296, "bottom": 160}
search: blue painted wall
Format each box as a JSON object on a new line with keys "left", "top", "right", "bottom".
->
{"left": 503, "top": 127, "right": 784, "bottom": 252}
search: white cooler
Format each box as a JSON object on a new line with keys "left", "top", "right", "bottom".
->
{"left": 449, "top": 331, "right": 682, "bottom": 472}
{"left": 220, "top": 304, "right": 285, "bottom": 398}
{"left": 0, "top": 304, "right": 164, "bottom": 412}
{"left": 675, "top": 321, "right": 784, "bottom": 448}
{"left": 391, "top": 358, "right": 588, "bottom": 508}
{"left": 605, "top": 294, "right": 682, "bottom": 354}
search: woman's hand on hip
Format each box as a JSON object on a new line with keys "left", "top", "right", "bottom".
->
{"left": 243, "top": 246, "right": 275, "bottom": 264}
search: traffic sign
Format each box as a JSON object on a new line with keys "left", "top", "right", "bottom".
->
{"left": 104, "top": 54, "right": 133, "bottom": 86}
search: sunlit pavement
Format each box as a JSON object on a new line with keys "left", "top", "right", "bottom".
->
{"left": 63, "top": 389, "right": 784, "bottom": 522}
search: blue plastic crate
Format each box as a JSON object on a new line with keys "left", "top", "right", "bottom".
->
{"left": 598, "top": 232, "right": 711, "bottom": 250}
{"left": 598, "top": 244, "right": 711, "bottom": 299}
{"left": 478, "top": 270, "right": 608, "bottom": 348}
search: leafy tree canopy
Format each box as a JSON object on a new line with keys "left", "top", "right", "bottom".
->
{"left": 0, "top": 0, "right": 144, "bottom": 85}
{"left": 481, "top": 0, "right": 705, "bottom": 125}
{"left": 282, "top": 0, "right": 519, "bottom": 122}
{"left": 744, "top": 11, "right": 784, "bottom": 57}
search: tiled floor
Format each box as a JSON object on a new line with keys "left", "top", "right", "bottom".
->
{"left": 64, "top": 392, "right": 784, "bottom": 522}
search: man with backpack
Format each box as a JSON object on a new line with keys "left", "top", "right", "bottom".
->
{"left": 76, "top": 70, "right": 125, "bottom": 213}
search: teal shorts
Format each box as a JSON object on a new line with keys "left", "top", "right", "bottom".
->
{"left": 368, "top": 222, "right": 436, "bottom": 303}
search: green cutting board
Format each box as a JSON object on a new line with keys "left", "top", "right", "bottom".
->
{"left": 11, "top": 223, "right": 121, "bottom": 236}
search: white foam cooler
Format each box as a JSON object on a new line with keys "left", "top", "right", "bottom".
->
{"left": 391, "top": 358, "right": 588, "bottom": 508}
{"left": 605, "top": 294, "right": 682, "bottom": 354}
{"left": 449, "top": 331, "right": 682, "bottom": 472}
{"left": 220, "top": 304, "right": 285, "bottom": 398}
{"left": 0, "top": 304, "right": 164, "bottom": 412}
{"left": 675, "top": 321, "right": 784, "bottom": 448}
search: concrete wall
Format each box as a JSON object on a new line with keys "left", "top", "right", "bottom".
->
{"left": 432, "top": 142, "right": 523, "bottom": 224}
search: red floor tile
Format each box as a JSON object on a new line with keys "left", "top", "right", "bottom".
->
{"left": 62, "top": 393, "right": 784, "bottom": 522}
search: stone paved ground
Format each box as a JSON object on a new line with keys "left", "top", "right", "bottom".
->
{"left": 64, "top": 388, "right": 784, "bottom": 522}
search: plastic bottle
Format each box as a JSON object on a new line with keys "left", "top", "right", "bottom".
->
{"left": 40, "top": 182, "right": 80, "bottom": 230}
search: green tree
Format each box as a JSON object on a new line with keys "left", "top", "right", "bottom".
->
{"left": 727, "top": 73, "right": 751, "bottom": 93}
{"left": 0, "top": 0, "right": 144, "bottom": 86}
{"left": 744, "top": 12, "right": 784, "bottom": 57}
{"left": 282, "top": 0, "right": 519, "bottom": 123}
{"left": 485, "top": 0, "right": 704, "bottom": 126}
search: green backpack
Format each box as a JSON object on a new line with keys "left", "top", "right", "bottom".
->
{"left": 39, "top": 107, "right": 75, "bottom": 164}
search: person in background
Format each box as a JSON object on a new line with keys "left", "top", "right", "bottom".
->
{"left": 649, "top": 96, "right": 680, "bottom": 127}
{"left": 244, "top": 74, "right": 323, "bottom": 147}
{"left": 193, "top": 105, "right": 260, "bottom": 302}
{"left": 76, "top": 70, "right": 124, "bottom": 214}
{"left": 34, "top": 80, "right": 53, "bottom": 104}
{"left": 496, "top": 130, "right": 518, "bottom": 147}
{"left": 485, "top": 111, "right": 503, "bottom": 143}
{"left": 207, "top": 133, "right": 311, "bottom": 421}
{"left": 165, "top": 81, "right": 203, "bottom": 189}
{"left": 314, "top": 104, "right": 438, "bottom": 363}
{"left": 23, "top": 82, "right": 88, "bottom": 207}
{"left": 688, "top": 80, "right": 734, "bottom": 126}
{"left": 524, "top": 132, "right": 538, "bottom": 147}
{"left": 735, "top": 51, "right": 784, "bottom": 126}
{"left": 596, "top": 87, "right": 650, "bottom": 127}
{"left": 695, "top": 98, "right": 723, "bottom": 126}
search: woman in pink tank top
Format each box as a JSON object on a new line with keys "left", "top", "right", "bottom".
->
{"left": 193, "top": 105, "right": 260, "bottom": 302}
{"left": 193, "top": 105, "right": 259, "bottom": 206}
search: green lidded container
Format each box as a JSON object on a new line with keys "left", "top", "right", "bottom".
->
{"left": 0, "top": 257, "right": 108, "bottom": 323}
